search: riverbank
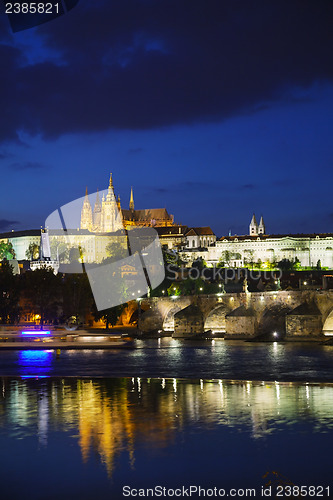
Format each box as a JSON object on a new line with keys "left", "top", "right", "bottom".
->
{"left": 0, "top": 329, "right": 134, "bottom": 349}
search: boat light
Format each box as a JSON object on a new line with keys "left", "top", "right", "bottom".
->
{"left": 21, "top": 331, "right": 51, "bottom": 336}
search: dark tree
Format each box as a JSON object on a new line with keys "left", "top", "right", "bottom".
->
{"left": 23, "top": 267, "right": 62, "bottom": 328}
{"left": 61, "top": 272, "right": 94, "bottom": 324}
{"left": 0, "top": 260, "right": 20, "bottom": 324}
{"left": 91, "top": 262, "right": 128, "bottom": 329}
{"left": 277, "top": 259, "right": 294, "bottom": 271}
{"left": 93, "top": 303, "right": 128, "bottom": 330}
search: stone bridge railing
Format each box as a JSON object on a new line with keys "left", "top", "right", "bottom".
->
{"left": 138, "top": 290, "right": 333, "bottom": 339}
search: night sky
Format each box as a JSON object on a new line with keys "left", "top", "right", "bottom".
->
{"left": 0, "top": 0, "right": 333, "bottom": 237}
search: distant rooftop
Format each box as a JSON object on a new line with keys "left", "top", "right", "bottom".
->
{"left": 220, "top": 233, "right": 333, "bottom": 241}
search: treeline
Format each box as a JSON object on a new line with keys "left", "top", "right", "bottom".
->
{"left": 0, "top": 261, "right": 125, "bottom": 328}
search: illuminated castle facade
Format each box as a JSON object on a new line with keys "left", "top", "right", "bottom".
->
{"left": 81, "top": 173, "right": 175, "bottom": 232}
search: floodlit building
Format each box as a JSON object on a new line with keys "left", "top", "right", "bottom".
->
{"left": 181, "top": 215, "right": 333, "bottom": 269}
{"left": 81, "top": 173, "right": 176, "bottom": 232}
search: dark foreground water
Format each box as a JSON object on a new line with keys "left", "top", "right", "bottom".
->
{"left": 0, "top": 338, "right": 333, "bottom": 380}
{"left": 0, "top": 377, "right": 332, "bottom": 499}
{"left": 0, "top": 340, "right": 333, "bottom": 499}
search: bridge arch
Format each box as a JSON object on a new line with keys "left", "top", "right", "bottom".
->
{"left": 163, "top": 304, "right": 186, "bottom": 331}
{"left": 204, "top": 304, "right": 231, "bottom": 333}
{"left": 258, "top": 304, "right": 294, "bottom": 336}
{"left": 322, "top": 308, "right": 333, "bottom": 335}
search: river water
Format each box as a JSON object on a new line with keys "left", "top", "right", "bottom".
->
{"left": 0, "top": 338, "right": 333, "bottom": 381}
{"left": 0, "top": 339, "right": 332, "bottom": 499}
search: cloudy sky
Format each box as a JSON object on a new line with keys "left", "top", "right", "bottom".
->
{"left": 0, "top": 0, "right": 332, "bottom": 236}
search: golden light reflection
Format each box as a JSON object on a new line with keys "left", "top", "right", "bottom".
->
{"left": 1, "top": 378, "right": 333, "bottom": 477}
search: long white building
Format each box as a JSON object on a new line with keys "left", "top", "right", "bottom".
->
{"left": 2, "top": 213, "right": 333, "bottom": 270}
{"left": 180, "top": 215, "right": 333, "bottom": 269}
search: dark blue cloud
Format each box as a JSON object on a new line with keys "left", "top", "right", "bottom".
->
{"left": 10, "top": 161, "right": 47, "bottom": 171}
{"left": 0, "top": 219, "right": 20, "bottom": 230}
{"left": 0, "top": 0, "right": 333, "bottom": 142}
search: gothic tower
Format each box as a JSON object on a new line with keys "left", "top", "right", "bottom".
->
{"left": 100, "top": 173, "right": 123, "bottom": 232}
{"left": 258, "top": 215, "right": 265, "bottom": 235}
{"left": 80, "top": 187, "right": 93, "bottom": 230}
{"left": 249, "top": 214, "right": 258, "bottom": 236}
{"left": 129, "top": 186, "right": 134, "bottom": 211}
{"left": 93, "top": 189, "right": 102, "bottom": 231}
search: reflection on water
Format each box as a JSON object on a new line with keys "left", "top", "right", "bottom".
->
{"left": 19, "top": 350, "right": 54, "bottom": 378}
{"left": 1, "top": 377, "right": 333, "bottom": 478}
{"left": 2, "top": 339, "right": 333, "bottom": 381}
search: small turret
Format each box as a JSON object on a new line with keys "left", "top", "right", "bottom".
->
{"left": 258, "top": 215, "right": 265, "bottom": 235}
{"left": 249, "top": 214, "right": 258, "bottom": 236}
{"left": 109, "top": 172, "right": 113, "bottom": 189}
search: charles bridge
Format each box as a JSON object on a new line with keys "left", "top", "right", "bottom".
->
{"left": 138, "top": 290, "right": 333, "bottom": 339}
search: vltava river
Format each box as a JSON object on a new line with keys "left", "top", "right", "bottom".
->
{"left": 0, "top": 377, "right": 332, "bottom": 499}
{"left": 0, "top": 338, "right": 332, "bottom": 381}
{"left": 0, "top": 340, "right": 333, "bottom": 498}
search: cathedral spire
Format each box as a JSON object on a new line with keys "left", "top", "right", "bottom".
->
{"left": 109, "top": 173, "right": 113, "bottom": 190}
{"left": 129, "top": 186, "right": 134, "bottom": 211}
{"left": 81, "top": 187, "right": 93, "bottom": 230}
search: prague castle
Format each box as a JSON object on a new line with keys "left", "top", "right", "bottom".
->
{"left": 80, "top": 173, "right": 175, "bottom": 232}
{"left": 2, "top": 173, "right": 333, "bottom": 271}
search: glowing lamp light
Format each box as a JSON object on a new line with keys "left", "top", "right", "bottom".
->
{"left": 273, "top": 332, "right": 278, "bottom": 338}
{"left": 21, "top": 331, "right": 51, "bottom": 336}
